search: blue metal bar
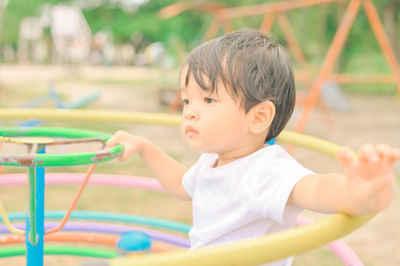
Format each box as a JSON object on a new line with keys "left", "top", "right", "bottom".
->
{"left": 5, "top": 211, "right": 191, "bottom": 233}
{"left": 27, "top": 167, "right": 37, "bottom": 246}
{"left": 26, "top": 145, "right": 45, "bottom": 266}
{"left": 63, "top": 90, "right": 101, "bottom": 109}
{"left": 17, "top": 82, "right": 100, "bottom": 127}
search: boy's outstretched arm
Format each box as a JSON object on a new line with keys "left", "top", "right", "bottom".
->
{"left": 288, "top": 144, "right": 400, "bottom": 215}
{"left": 106, "top": 130, "right": 191, "bottom": 201}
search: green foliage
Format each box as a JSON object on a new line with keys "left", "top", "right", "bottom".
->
{"left": 83, "top": 0, "right": 209, "bottom": 49}
{"left": 2, "top": 0, "right": 69, "bottom": 45}
{"left": 2, "top": 0, "right": 396, "bottom": 53}
{"left": 2, "top": 0, "right": 400, "bottom": 94}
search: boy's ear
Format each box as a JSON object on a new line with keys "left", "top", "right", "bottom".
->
{"left": 248, "top": 100, "right": 275, "bottom": 134}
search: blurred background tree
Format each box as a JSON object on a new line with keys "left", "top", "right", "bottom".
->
{"left": 1, "top": 0, "right": 397, "bottom": 52}
{"left": 0, "top": 0, "right": 399, "bottom": 90}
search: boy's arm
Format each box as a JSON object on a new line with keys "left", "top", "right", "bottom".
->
{"left": 288, "top": 144, "right": 400, "bottom": 215}
{"left": 106, "top": 130, "right": 191, "bottom": 201}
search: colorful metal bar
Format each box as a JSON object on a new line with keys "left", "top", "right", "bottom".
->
{"left": 3, "top": 211, "right": 191, "bottom": 234}
{"left": 0, "top": 221, "right": 190, "bottom": 248}
{"left": 0, "top": 246, "right": 118, "bottom": 259}
{"left": 295, "top": 0, "right": 362, "bottom": 133}
{"left": 0, "top": 127, "right": 123, "bottom": 167}
{"left": 26, "top": 146, "right": 45, "bottom": 266}
{"left": 27, "top": 167, "right": 37, "bottom": 246}
{"left": 0, "top": 109, "right": 181, "bottom": 126}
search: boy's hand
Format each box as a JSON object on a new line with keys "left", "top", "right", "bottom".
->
{"left": 106, "top": 130, "right": 146, "bottom": 161}
{"left": 338, "top": 144, "right": 400, "bottom": 215}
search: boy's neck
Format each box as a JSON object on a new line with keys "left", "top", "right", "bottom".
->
{"left": 214, "top": 142, "right": 265, "bottom": 167}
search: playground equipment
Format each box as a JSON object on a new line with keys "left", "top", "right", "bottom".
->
{"left": 16, "top": 85, "right": 101, "bottom": 127}
{"left": 160, "top": 0, "right": 400, "bottom": 132}
{"left": 0, "top": 109, "right": 372, "bottom": 265}
{"left": 0, "top": 127, "right": 123, "bottom": 266}
{"left": 0, "top": 87, "right": 101, "bottom": 174}
{"left": 159, "top": 2, "right": 230, "bottom": 43}
{"left": 17, "top": 16, "right": 46, "bottom": 64}
{"left": 49, "top": 4, "right": 92, "bottom": 63}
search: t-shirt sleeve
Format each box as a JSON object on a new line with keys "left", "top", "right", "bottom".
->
{"left": 182, "top": 153, "right": 208, "bottom": 198}
{"left": 251, "top": 158, "right": 313, "bottom": 224}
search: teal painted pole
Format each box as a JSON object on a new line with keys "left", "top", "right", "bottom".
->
{"left": 26, "top": 145, "right": 45, "bottom": 266}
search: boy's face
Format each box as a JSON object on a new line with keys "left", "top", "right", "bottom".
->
{"left": 180, "top": 68, "right": 251, "bottom": 155}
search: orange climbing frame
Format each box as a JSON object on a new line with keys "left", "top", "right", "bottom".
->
{"left": 160, "top": 0, "right": 335, "bottom": 120}
{"left": 295, "top": 0, "right": 400, "bottom": 133}
{"left": 0, "top": 233, "right": 168, "bottom": 252}
{"left": 160, "top": 0, "right": 400, "bottom": 133}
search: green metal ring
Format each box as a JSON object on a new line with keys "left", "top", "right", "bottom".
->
{"left": 0, "top": 127, "right": 123, "bottom": 167}
{"left": 0, "top": 246, "right": 118, "bottom": 258}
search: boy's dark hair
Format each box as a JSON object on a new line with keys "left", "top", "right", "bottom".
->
{"left": 184, "top": 29, "right": 296, "bottom": 142}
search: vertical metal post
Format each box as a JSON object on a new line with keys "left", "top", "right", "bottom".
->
{"left": 294, "top": 0, "right": 362, "bottom": 133}
{"left": 363, "top": 0, "right": 400, "bottom": 95}
{"left": 26, "top": 145, "right": 45, "bottom": 266}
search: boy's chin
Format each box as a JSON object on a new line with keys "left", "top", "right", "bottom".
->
{"left": 188, "top": 145, "right": 207, "bottom": 153}
{"left": 185, "top": 142, "right": 211, "bottom": 153}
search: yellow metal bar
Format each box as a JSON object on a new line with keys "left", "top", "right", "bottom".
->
{"left": 0, "top": 136, "right": 53, "bottom": 145}
{"left": 0, "top": 136, "right": 26, "bottom": 145}
{"left": 276, "top": 130, "right": 342, "bottom": 157}
{"left": 0, "top": 201, "right": 25, "bottom": 235}
{"left": 111, "top": 214, "right": 371, "bottom": 266}
{"left": 0, "top": 109, "right": 181, "bottom": 126}
{"left": 0, "top": 108, "right": 373, "bottom": 265}
{"left": 0, "top": 109, "right": 342, "bottom": 157}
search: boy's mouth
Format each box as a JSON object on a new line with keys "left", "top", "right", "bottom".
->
{"left": 185, "top": 125, "right": 198, "bottom": 135}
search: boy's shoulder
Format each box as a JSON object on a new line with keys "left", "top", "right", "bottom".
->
{"left": 188, "top": 145, "right": 299, "bottom": 175}
{"left": 243, "top": 145, "right": 309, "bottom": 180}
{"left": 249, "top": 144, "right": 294, "bottom": 163}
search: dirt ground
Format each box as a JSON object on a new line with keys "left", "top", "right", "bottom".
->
{"left": 0, "top": 64, "right": 399, "bottom": 265}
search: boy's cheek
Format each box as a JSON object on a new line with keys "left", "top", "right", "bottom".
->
{"left": 179, "top": 125, "right": 186, "bottom": 138}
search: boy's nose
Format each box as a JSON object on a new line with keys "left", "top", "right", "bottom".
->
{"left": 183, "top": 108, "right": 198, "bottom": 120}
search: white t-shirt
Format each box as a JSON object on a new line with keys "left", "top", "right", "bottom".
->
{"left": 182, "top": 144, "right": 313, "bottom": 266}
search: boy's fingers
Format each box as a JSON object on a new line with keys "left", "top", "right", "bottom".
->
{"left": 105, "top": 139, "right": 114, "bottom": 148}
{"left": 106, "top": 131, "right": 126, "bottom": 148}
{"left": 338, "top": 147, "right": 354, "bottom": 160}
{"left": 376, "top": 143, "right": 391, "bottom": 155}
{"left": 337, "top": 147, "right": 355, "bottom": 169}
{"left": 376, "top": 144, "right": 398, "bottom": 165}
{"left": 375, "top": 145, "right": 400, "bottom": 169}
{"left": 358, "top": 143, "right": 380, "bottom": 164}
{"left": 106, "top": 138, "right": 118, "bottom": 148}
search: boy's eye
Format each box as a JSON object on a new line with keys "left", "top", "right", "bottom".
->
{"left": 182, "top": 99, "right": 190, "bottom": 105}
{"left": 204, "top": 97, "right": 216, "bottom": 104}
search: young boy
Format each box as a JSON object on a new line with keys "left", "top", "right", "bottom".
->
{"left": 106, "top": 29, "right": 400, "bottom": 265}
